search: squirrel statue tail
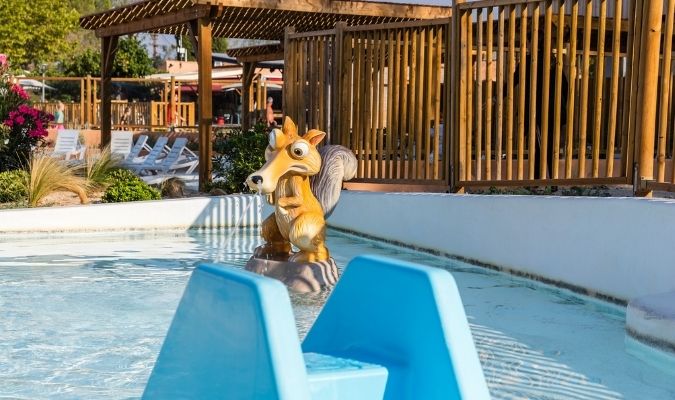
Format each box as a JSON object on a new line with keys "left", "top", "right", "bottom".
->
{"left": 310, "top": 145, "right": 358, "bottom": 218}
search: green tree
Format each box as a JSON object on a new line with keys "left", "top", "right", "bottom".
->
{"left": 61, "top": 36, "right": 155, "bottom": 78}
{"left": 0, "top": 0, "right": 79, "bottom": 68}
{"left": 178, "top": 35, "right": 228, "bottom": 61}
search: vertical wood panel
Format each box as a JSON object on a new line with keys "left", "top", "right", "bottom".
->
{"left": 434, "top": 25, "right": 443, "bottom": 180}
{"left": 476, "top": 12, "right": 484, "bottom": 181}
{"left": 507, "top": 5, "right": 516, "bottom": 180}
{"left": 466, "top": 13, "right": 474, "bottom": 180}
{"left": 528, "top": 3, "right": 539, "bottom": 179}
{"left": 496, "top": 7, "right": 505, "bottom": 180}
{"left": 553, "top": 1, "right": 564, "bottom": 179}
{"left": 517, "top": 4, "right": 528, "bottom": 180}
{"left": 486, "top": 8, "right": 494, "bottom": 180}
{"left": 540, "top": 0, "right": 552, "bottom": 179}
{"left": 387, "top": 29, "right": 395, "bottom": 179}
{"left": 592, "top": 0, "right": 607, "bottom": 177}
{"left": 577, "top": 0, "right": 593, "bottom": 178}
{"left": 565, "top": 0, "right": 579, "bottom": 178}
{"left": 658, "top": 0, "right": 675, "bottom": 182}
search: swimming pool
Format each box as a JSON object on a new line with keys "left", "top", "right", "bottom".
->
{"left": 0, "top": 228, "right": 673, "bottom": 399}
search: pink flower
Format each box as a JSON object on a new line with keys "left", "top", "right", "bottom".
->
{"left": 11, "top": 84, "right": 28, "bottom": 100}
{"left": 0, "top": 54, "right": 6, "bottom": 67}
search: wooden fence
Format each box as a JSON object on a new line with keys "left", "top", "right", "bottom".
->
{"left": 452, "top": 0, "right": 633, "bottom": 188}
{"left": 283, "top": 0, "right": 675, "bottom": 195}
{"left": 284, "top": 20, "right": 451, "bottom": 186}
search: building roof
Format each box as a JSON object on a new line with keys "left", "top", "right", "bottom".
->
{"left": 79, "top": 0, "right": 452, "bottom": 40}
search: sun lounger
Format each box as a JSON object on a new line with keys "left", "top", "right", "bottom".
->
{"left": 119, "top": 134, "right": 151, "bottom": 165}
{"left": 143, "top": 255, "right": 489, "bottom": 399}
{"left": 126, "top": 136, "right": 169, "bottom": 173}
{"left": 110, "top": 131, "right": 134, "bottom": 158}
{"left": 140, "top": 137, "right": 198, "bottom": 175}
{"left": 51, "top": 129, "right": 85, "bottom": 160}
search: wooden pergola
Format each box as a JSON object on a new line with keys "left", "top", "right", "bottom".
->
{"left": 79, "top": 0, "right": 452, "bottom": 189}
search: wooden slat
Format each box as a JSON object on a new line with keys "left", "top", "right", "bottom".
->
{"left": 527, "top": 3, "right": 539, "bottom": 179}
{"left": 658, "top": 0, "right": 675, "bottom": 182}
{"left": 466, "top": 12, "right": 474, "bottom": 181}
{"left": 458, "top": 9, "right": 468, "bottom": 181}
{"left": 408, "top": 29, "right": 418, "bottom": 179}
{"left": 475, "top": 11, "right": 484, "bottom": 181}
{"left": 577, "top": 0, "right": 593, "bottom": 178}
{"left": 565, "top": 0, "right": 579, "bottom": 179}
{"left": 368, "top": 31, "right": 380, "bottom": 178}
{"left": 364, "top": 31, "right": 374, "bottom": 178}
{"left": 592, "top": 0, "right": 607, "bottom": 178}
{"left": 517, "top": 4, "right": 528, "bottom": 180}
{"left": 393, "top": 29, "right": 402, "bottom": 179}
{"left": 424, "top": 27, "right": 434, "bottom": 180}
{"left": 378, "top": 30, "right": 387, "bottom": 178}
{"left": 485, "top": 8, "right": 494, "bottom": 181}
{"left": 415, "top": 28, "right": 426, "bottom": 179}
{"left": 400, "top": 29, "right": 410, "bottom": 179}
{"left": 540, "top": 0, "right": 552, "bottom": 179}
{"left": 496, "top": 6, "right": 505, "bottom": 180}
{"left": 387, "top": 29, "right": 395, "bottom": 179}
{"left": 552, "top": 0, "right": 564, "bottom": 179}
{"left": 506, "top": 5, "right": 516, "bottom": 180}
{"left": 433, "top": 25, "right": 443, "bottom": 180}
{"left": 354, "top": 32, "right": 364, "bottom": 177}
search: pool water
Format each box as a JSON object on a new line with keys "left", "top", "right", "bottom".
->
{"left": 0, "top": 228, "right": 673, "bottom": 399}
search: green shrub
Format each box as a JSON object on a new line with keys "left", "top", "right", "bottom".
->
{"left": 212, "top": 123, "right": 268, "bottom": 194}
{"left": 0, "top": 170, "right": 28, "bottom": 203}
{"left": 102, "top": 169, "right": 161, "bottom": 203}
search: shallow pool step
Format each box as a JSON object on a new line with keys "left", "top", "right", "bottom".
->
{"left": 626, "top": 291, "right": 675, "bottom": 354}
{"left": 304, "top": 352, "right": 388, "bottom": 399}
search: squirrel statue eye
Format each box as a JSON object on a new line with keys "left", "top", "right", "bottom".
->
{"left": 268, "top": 131, "right": 276, "bottom": 148}
{"left": 290, "top": 142, "right": 309, "bottom": 158}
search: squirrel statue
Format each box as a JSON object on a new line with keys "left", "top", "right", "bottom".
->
{"left": 246, "top": 117, "right": 356, "bottom": 263}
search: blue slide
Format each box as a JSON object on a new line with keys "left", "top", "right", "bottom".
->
{"left": 143, "top": 255, "right": 490, "bottom": 399}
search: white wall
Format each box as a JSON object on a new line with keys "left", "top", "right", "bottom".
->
{"left": 328, "top": 192, "right": 675, "bottom": 302}
{"left": 0, "top": 195, "right": 263, "bottom": 233}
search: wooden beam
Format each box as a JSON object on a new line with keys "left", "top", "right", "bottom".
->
{"left": 197, "top": 17, "right": 213, "bottom": 190}
{"left": 96, "top": 6, "right": 210, "bottom": 38}
{"left": 100, "top": 36, "right": 118, "bottom": 146}
{"left": 194, "top": 0, "right": 451, "bottom": 19}
{"left": 236, "top": 51, "right": 284, "bottom": 63}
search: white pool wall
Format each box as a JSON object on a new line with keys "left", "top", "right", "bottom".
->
{"left": 328, "top": 191, "right": 675, "bottom": 303}
{"left": 0, "top": 195, "right": 263, "bottom": 233}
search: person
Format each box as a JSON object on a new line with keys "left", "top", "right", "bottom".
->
{"left": 54, "top": 101, "right": 65, "bottom": 131}
{"left": 120, "top": 106, "right": 132, "bottom": 130}
{"left": 266, "top": 97, "right": 276, "bottom": 127}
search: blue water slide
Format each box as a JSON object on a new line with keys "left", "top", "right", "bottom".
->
{"left": 143, "top": 255, "right": 489, "bottom": 399}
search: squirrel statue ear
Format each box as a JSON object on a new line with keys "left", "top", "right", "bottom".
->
{"left": 304, "top": 129, "right": 326, "bottom": 146}
{"left": 281, "top": 116, "right": 298, "bottom": 137}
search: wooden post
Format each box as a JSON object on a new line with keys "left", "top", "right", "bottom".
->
{"left": 196, "top": 17, "right": 213, "bottom": 190}
{"left": 283, "top": 27, "right": 296, "bottom": 118}
{"left": 333, "top": 22, "right": 347, "bottom": 142}
{"left": 241, "top": 62, "right": 256, "bottom": 132}
{"left": 85, "top": 76, "right": 91, "bottom": 128}
{"left": 635, "top": 0, "right": 663, "bottom": 196}
{"left": 80, "top": 78, "right": 85, "bottom": 127}
{"left": 169, "top": 75, "right": 176, "bottom": 126}
{"left": 101, "top": 36, "right": 118, "bottom": 146}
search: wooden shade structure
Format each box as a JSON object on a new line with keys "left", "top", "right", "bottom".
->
{"left": 79, "top": 0, "right": 451, "bottom": 189}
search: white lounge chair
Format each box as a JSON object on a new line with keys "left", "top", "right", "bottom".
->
{"left": 119, "top": 134, "right": 151, "bottom": 165}
{"left": 127, "top": 136, "right": 169, "bottom": 173}
{"left": 141, "top": 137, "right": 199, "bottom": 175}
{"left": 52, "top": 130, "right": 85, "bottom": 160}
{"left": 110, "top": 131, "right": 134, "bottom": 158}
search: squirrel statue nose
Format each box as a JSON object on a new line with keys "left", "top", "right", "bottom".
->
{"left": 251, "top": 175, "right": 263, "bottom": 185}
